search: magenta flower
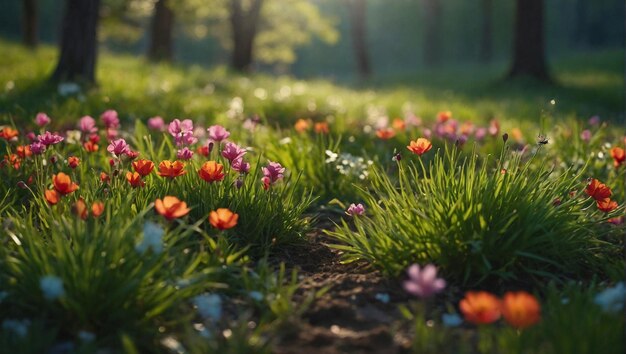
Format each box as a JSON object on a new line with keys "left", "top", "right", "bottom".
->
{"left": 30, "top": 141, "right": 46, "bottom": 155}
{"left": 261, "top": 161, "right": 285, "bottom": 190}
{"left": 346, "top": 203, "right": 365, "bottom": 216}
{"left": 168, "top": 119, "right": 193, "bottom": 137}
{"left": 176, "top": 131, "right": 197, "bottom": 146}
{"left": 177, "top": 147, "right": 194, "bottom": 160}
{"left": 403, "top": 264, "right": 446, "bottom": 298}
{"left": 107, "top": 138, "right": 130, "bottom": 156}
{"left": 474, "top": 127, "right": 487, "bottom": 141}
{"left": 580, "top": 129, "right": 592, "bottom": 142}
{"left": 78, "top": 116, "right": 97, "bottom": 134}
{"left": 222, "top": 142, "right": 247, "bottom": 162}
{"left": 37, "top": 131, "right": 64, "bottom": 146}
{"left": 589, "top": 115, "right": 600, "bottom": 126}
{"left": 147, "top": 116, "right": 165, "bottom": 131}
{"left": 101, "top": 110, "right": 120, "bottom": 129}
{"left": 232, "top": 158, "right": 250, "bottom": 174}
{"left": 35, "top": 113, "right": 51, "bottom": 127}
{"left": 207, "top": 125, "right": 230, "bottom": 142}
{"left": 26, "top": 132, "right": 37, "bottom": 142}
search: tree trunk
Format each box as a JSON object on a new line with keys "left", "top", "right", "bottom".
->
{"left": 51, "top": 0, "right": 101, "bottom": 84}
{"left": 422, "top": 0, "right": 442, "bottom": 67}
{"left": 22, "top": 0, "right": 38, "bottom": 48}
{"left": 508, "top": 0, "right": 549, "bottom": 80}
{"left": 347, "top": 0, "right": 371, "bottom": 79}
{"left": 230, "top": 0, "right": 264, "bottom": 72}
{"left": 479, "top": 0, "right": 492, "bottom": 63}
{"left": 148, "top": 0, "right": 174, "bottom": 62}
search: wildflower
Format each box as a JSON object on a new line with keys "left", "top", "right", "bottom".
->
{"left": 501, "top": 291, "right": 541, "bottom": 329}
{"left": 177, "top": 147, "right": 194, "bottom": 160}
{"left": 488, "top": 120, "right": 500, "bottom": 136}
{"left": 101, "top": 109, "right": 119, "bottom": 129}
{"left": 474, "top": 127, "right": 487, "bottom": 141}
{"left": 392, "top": 118, "right": 406, "bottom": 131}
{"left": 459, "top": 291, "right": 501, "bottom": 325}
{"left": 147, "top": 116, "right": 165, "bottom": 131}
{"left": 4, "top": 154, "right": 21, "bottom": 169}
{"left": 610, "top": 147, "right": 625, "bottom": 167}
{"left": 437, "top": 111, "right": 452, "bottom": 123}
{"left": 83, "top": 141, "right": 98, "bottom": 152}
{"left": 132, "top": 159, "right": 155, "bottom": 176}
{"left": 155, "top": 196, "right": 190, "bottom": 220}
{"left": 91, "top": 201, "right": 104, "bottom": 217}
{"left": 442, "top": 313, "right": 463, "bottom": 327}
{"left": 314, "top": 121, "right": 329, "bottom": 134}
{"left": 346, "top": 203, "right": 365, "bottom": 216}
{"left": 597, "top": 198, "right": 618, "bottom": 213}
{"left": 35, "top": 112, "right": 51, "bottom": 127}
{"left": 580, "top": 129, "right": 592, "bottom": 142}
{"left": 294, "top": 119, "right": 311, "bottom": 133}
{"left": 100, "top": 172, "right": 110, "bottom": 183}
{"left": 126, "top": 171, "right": 145, "bottom": 188}
{"left": 460, "top": 121, "right": 475, "bottom": 136}
{"left": 207, "top": 125, "right": 230, "bottom": 142}
{"left": 0, "top": 127, "right": 19, "bottom": 141}
{"left": 125, "top": 150, "right": 139, "bottom": 160}
{"left": 107, "top": 138, "right": 130, "bottom": 156}
{"left": 376, "top": 128, "right": 396, "bottom": 140}
{"left": 30, "top": 141, "right": 46, "bottom": 154}
{"left": 231, "top": 157, "right": 250, "bottom": 174}
{"left": 196, "top": 144, "right": 210, "bottom": 157}
{"left": 157, "top": 160, "right": 186, "bottom": 179}
{"left": 209, "top": 208, "right": 239, "bottom": 230}
{"left": 594, "top": 282, "right": 625, "bottom": 313}
{"left": 40, "top": 275, "right": 65, "bottom": 300}
{"left": 193, "top": 294, "right": 222, "bottom": 321}
{"left": 45, "top": 189, "right": 60, "bottom": 205}
{"left": 78, "top": 116, "right": 97, "bottom": 133}
{"left": 67, "top": 156, "right": 80, "bottom": 168}
{"left": 106, "top": 128, "right": 118, "bottom": 140}
{"left": 52, "top": 172, "right": 79, "bottom": 195}
{"left": 37, "top": 131, "right": 64, "bottom": 146}
{"left": 588, "top": 115, "right": 600, "bottom": 126}
{"left": 221, "top": 142, "right": 246, "bottom": 162}
{"left": 608, "top": 216, "right": 624, "bottom": 225}
{"left": 407, "top": 138, "right": 433, "bottom": 156}
{"left": 403, "top": 264, "right": 446, "bottom": 298}
{"left": 585, "top": 178, "right": 612, "bottom": 201}
{"left": 73, "top": 199, "right": 89, "bottom": 220}
{"left": 261, "top": 161, "right": 285, "bottom": 190}
{"left": 198, "top": 161, "right": 225, "bottom": 183}
{"left": 168, "top": 118, "right": 193, "bottom": 137}
{"left": 136, "top": 221, "right": 164, "bottom": 254}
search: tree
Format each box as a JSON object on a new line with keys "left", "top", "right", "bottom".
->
{"left": 346, "top": 0, "right": 371, "bottom": 79}
{"left": 51, "top": 0, "right": 101, "bottom": 83}
{"left": 479, "top": 0, "right": 492, "bottom": 63}
{"left": 421, "top": 0, "right": 442, "bottom": 66}
{"left": 508, "top": 0, "right": 549, "bottom": 80}
{"left": 229, "top": 0, "right": 264, "bottom": 72}
{"left": 148, "top": 0, "right": 175, "bottom": 61}
{"left": 21, "top": 0, "right": 38, "bottom": 48}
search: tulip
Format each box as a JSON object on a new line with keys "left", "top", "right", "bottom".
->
{"left": 209, "top": 208, "right": 239, "bottom": 230}
{"left": 107, "top": 139, "right": 130, "bottom": 156}
{"left": 597, "top": 198, "right": 618, "bottom": 213}
{"left": 91, "top": 202, "right": 105, "bottom": 218}
{"left": 155, "top": 196, "right": 190, "bottom": 220}
{"left": 207, "top": 125, "right": 230, "bottom": 142}
{"left": 157, "top": 160, "right": 186, "bottom": 179}
{"left": 459, "top": 291, "right": 501, "bottom": 325}
{"left": 67, "top": 156, "right": 80, "bottom": 169}
{"left": 585, "top": 178, "right": 612, "bottom": 201}
{"left": 501, "top": 291, "right": 541, "bottom": 329}
{"left": 52, "top": 173, "right": 79, "bottom": 195}
{"left": 407, "top": 138, "right": 433, "bottom": 156}
{"left": 101, "top": 110, "right": 119, "bottom": 129}
{"left": 35, "top": 113, "right": 51, "bottom": 127}
{"left": 198, "top": 161, "right": 225, "bottom": 183}
{"left": 132, "top": 159, "right": 155, "bottom": 176}
{"left": 126, "top": 171, "right": 145, "bottom": 188}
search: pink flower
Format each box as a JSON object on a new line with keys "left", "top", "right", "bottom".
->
{"left": 175, "top": 131, "right": 197, "bottom": 146}
{"left": 30, "top": 141, "right": 46, "bottom": 155}
{"left": 168, "top": 119, "right": 193, "bottom": 137}
{"left": 107, "top": 138, "right": 130, "bottom": 156}
{"left": 346, "top": 203, "right": 365, "bottom": 216}
{"left": 589, "top": 115, "right": 600, "bottom": 126}
{"left": 403, "top": 264, "right": 446, "bottom": 298}
{"left": 207, "top": 125, "right": 230, "bottom": 142}
{"left": 79, "top": 116, "right": 98, "bottom": 134}
{"left": 475, "top": 127, "right": 487, "bottom": 141}
{"left": 35, "top": 113, "right": 51, "bottom": 127}
{"left": 101, "top": 110, "right": 120, "bottom": 129}
{"left": 232, "top": 158, "right": 250, "bottom": 173}
{"left": 580, "top": 129, "right": 592, "bottom": 142}
{"left": 261, "top": 161, "right": 285, "bottom": 190}
{"left": 106, "top": 128, "right": 118, "bottom": 140}
{"left": 177, "top": 147, "right": 194, "bottom": 160}
{"left": 222, "top": 142, "right": 246, "bottom": 162}
{"left": 37, "top": 131, "right": 64, "bottom": 146}
{"left": 147, "top": 116, "right": 165, "bottom": 131}
{"left": 26, "top": 132, "right": 37, "bottom": 142}
{"left": 488, "top": 120, "right": 500, "bottom": 136}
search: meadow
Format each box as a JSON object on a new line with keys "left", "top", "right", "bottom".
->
{"left": 0, "top": 40, "right": 624, "bottom": 353}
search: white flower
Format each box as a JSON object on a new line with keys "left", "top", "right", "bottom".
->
{"left": 594, "top": 282, "right": 625, "bottom": 313}
{"left": 40, "top": 275, "right": 65, "bottom": 300}
{"left": 136, "top": 222, "right": 164, "bottom": 255}
{"left": 279, "top": 137, "right": 292, "bottom": 145}
{"left": 441, "top": 313, "right": 463, "bottom": 327}
{"left": 65, "top": 130, "right": 82, "bottom": 144}
{"left": 193, "top": 294, "right": 222, "bottom": 321}
{"left": 2, "top": 319, "right": 30, "bottom": 337}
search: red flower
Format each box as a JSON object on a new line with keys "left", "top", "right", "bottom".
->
{"left": 198, "top": 161, "right": 225, "bottom": 183}
{"left": 155, "top": 196, "right": 190, "bottom": 220}
{"left": 44, "top": 190, "right": 60, "bottom": 205}
{"left": 157, "top": 160, "right": 186, "bottom": 179}
{"left": 52, "top": 172, "right": 79, "bottom": 195}
{"left": 73, "top": 199, "right": 89, "bottom": 220}
{"left": 91, "top": 201, "right": 105, "bottom": 218}
{"left": 437, "top": 111, "right": 452, "bottom": 123}
{"left": 376, "top": 128, "right": 396, "bottom": 140}
{"left": 597, "top": 198, "right": 618, "bottom": 213}
{"left": 132, "top": 159, "right": 155, "bottom": 177}
{"left": 16, "top": 145, "right": 32, "bottom": 158}
{"left": 407, "top": 138, "right": 433, "bottom": 156}
{"left": 610, "top": 147, "right": 625, "bottom": 168}
{"left": 83, "top": 141, "right": 99, "bottom": 152}
{"left": 314, "top": 122, "right": 329, "bottom": 134}
{"left": 459, "top": 291, "right": 501, "bottom": 325}
{"left": 126, "top": 171, "right": 145, "bottom": 188}
{"left": 501, "top": 291, "right": 541, "bottom": 329}
{"left": 209, "top": 208, "right": 239, "bottom": 230}
{"left": 0, "top": 127, "right": 19, "bottom": 140}
{"left": 585, "top": 178, "right": 612, "bottom": 201}
{"left": 68, "top": 156, "right": 80, "bottom": 169}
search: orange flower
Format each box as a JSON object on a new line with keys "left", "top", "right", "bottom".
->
{"left": 392, "top": 118, "right": 406, "bottom": 131}
{"left": 155, "top": 196, "right": 191, "bottom": 220}
{"left": 376, "top": 128, "right": 396, "bottom": 140}
{"left": 4, "top": 154, "right": 21, "bottom": 169}
{"left": 68, "top": 156, "right": 80, "bottom": 169}
{"left": 610, "top": 147, "right": 625, "bottom": 168}
{"left": 126, "top": 171, "right": 145, "bottom": 188}
{"left": 294, "top": 119, "right": 311, "bottom": 133}
{"left": 73, "top": 198, "right": 89, "bottom": 220}
{"left": 407, "top": 138, "right": 433, "bottom": 156}
{"left": 132, "top": 159, "right": 155, "bottom": 177}
{"left": 501, "top": 291, "right": 541, "bottom": 329}
{"left": 52, "top": 172, "right": 79, "bottom": 195}
{"left": 16, "top": 145, "right": 32, "bottom": 158}
{"left": 437, "top": 111, "right": 452, "bottom": 123}
{"left": 100, "top": 172, "right": 110, "bottom": 184}
{"left": 91, "top": 201, "right": 105, "bottom": 217}
{"left": 459, "top": 291, "right": 501, "bottom": 325}
{"left": 83, "top": 141, "right": 99, "bottom": 152}
{"left": 0, "top": 127, "right": 19, "bottom": 140}
{"left": 314, "top": 122, "right": 329, "bottom": 134}
{"left": 597, "top": 198, "right": 618, "bottom": 213}
{"left": 44, "top": 189, "right": 60, "bottom": 205}
{"left": 157, "top": 160, "right": 186, "bottom": 179}
{"left": 585, "top": 178, "right": 612, "bottom": 201}
{"left": 209, "top": 208, "right": 239, "bottom": 230}
{"left": 198, "top": 161, "right": 225, "bottom": 183}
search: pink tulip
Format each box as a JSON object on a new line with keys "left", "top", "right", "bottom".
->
{"left": 403, "top": 264, "right": 446, "bottom": 298}
{"left": 35, "top": 113, "right": 51, "bottom": 127}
